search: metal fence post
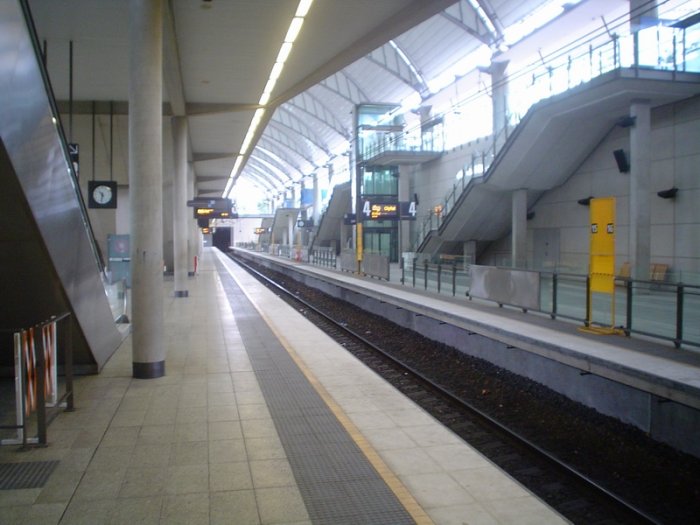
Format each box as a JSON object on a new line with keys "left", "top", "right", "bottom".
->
{"left": 584, "top": 276, "right": 591, "bottom": 327}
{"left": 551, "top": 273, "right": 558, "bottom": 319}
{"left": 675, "top": 284, "right": 684, "bottom": 349}
{"left": 625, "top": 279, "right": 633, "bottom": 337}
{"left": 424, "top": 260, "right": 428, "bottom": 291}
{"left": 35, "top": 326, "right": 47, "bottom": 446}
{"left": 412, "top": 258, "right": 416, "bottom": 288}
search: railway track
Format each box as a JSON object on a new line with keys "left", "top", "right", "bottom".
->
{"left": 229, "top": 252, "right": 661, "bottom": 524}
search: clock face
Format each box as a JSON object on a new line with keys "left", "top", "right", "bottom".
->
{"left": 88, "top": 180, "right": 117, "bottom": 208}
{"left": 93, "top": 185, "right": 112, "bottom": 204}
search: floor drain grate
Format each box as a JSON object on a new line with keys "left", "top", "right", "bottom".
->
{"left": 0, "top": 461, "right": 59, "bottom": 490}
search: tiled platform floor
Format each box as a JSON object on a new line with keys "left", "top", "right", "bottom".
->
{"left": 0, "top": 248, "right": 565, "bottom": 524}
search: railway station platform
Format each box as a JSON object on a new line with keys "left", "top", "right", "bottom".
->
{"left": 231, "top": 247, "right": 700, "bottom": 460}
{"left": 0, "top": 248, "right": 565, "bottom": 525}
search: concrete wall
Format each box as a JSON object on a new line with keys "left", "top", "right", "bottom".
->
{"left": 227, "top": 217, "right": 264, "bottom": 245}
{"left": 408, "top": 137, "right": 493, "bottom": 230}
{"left": 472, "top": 94, "right": 700, "bottom": 279}
{"left": 65, "top": 113, "right": 192, "bottom": 272}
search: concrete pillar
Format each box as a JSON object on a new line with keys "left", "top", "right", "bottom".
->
{"left": 287, "top": 214, "right": 294, "bottom": 249}
{"left": 511, "top": 188, "right": 527, "bottom": 269}
{"left": 491, "top": 60, "right": 510, "bottom": 138}
{"left": 162, "top": 121, "right": 174, "bottom": 273}
{"left": 629, "top": 100, "right": 651, "bottom": 281}
{"left": 291, "top": 186, "right": 297, "bottom": 208}
{"left": 172, "top": 116, "right": 188, "bottom": 296}
{"left": 187, "top": 163, "right": 196, "bottom": 275}
{"left": 128, "top": 0, "right": 164, "bottom": 379}
{"left": 312, "top": 172, "right": 321, "bottom": 224}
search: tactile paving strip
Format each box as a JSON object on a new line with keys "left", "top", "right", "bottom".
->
{"left": 0, "top": 461, "right": 59, "bottom": 490}
{"left": 217, "top": 259, "right": 416, "bottom": 524}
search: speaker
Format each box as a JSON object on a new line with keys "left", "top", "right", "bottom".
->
{"left": 657, "top": 187, "right": 678, "bottom": 199}
{"left": 613, "top": 149, "right": 630, "bottom": 173}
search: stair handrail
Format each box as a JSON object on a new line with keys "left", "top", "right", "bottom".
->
{"left": 412, "top": 17, "right": 700, "bottom": 254}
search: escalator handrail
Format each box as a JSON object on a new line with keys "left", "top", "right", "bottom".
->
{"left": 18, "top": 0, "right": 107, "bottom": 274}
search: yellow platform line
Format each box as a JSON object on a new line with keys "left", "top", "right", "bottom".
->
{"left": 223, "top": 264, "right": 434, "bottom": 525}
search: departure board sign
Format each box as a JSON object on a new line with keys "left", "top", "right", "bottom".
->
{"left": 189, "top": 197, "right": 236, "bottom": 219}
{"left": 361, "top": 199, "right": 417, "bottom": 221}
{"left": 362, "top": 200, "right": 399, "bottom": 220}
{"left": 193, "top": 207, "right": 238, "bottom": 219}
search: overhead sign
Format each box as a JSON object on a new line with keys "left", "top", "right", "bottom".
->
{"left": 361, "top": 199, "right": 417, "bottom": 221}
{"left": 254, "top": 227, "right": 267, "bottom": 234}
{"left": 399, "top": 201, "right": 417, "bottom": 220}
{"left": 362, "top": 200, "right": 399, "bottom": 220}
{"left": 193, "top": 208, "right": 238, "bottom": 219}
{"left": 187, "top": 197, "right": 232, "bottom": 209}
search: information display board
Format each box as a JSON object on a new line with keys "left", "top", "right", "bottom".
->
{"left": 589, "top": 197, "right": 616, "bottom": 294}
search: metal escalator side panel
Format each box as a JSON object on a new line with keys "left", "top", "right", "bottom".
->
{"left": 0, "top": 0, "right": 121, "bottom": 372}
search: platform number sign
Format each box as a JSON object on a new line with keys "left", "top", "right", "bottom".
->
{"left": 400, "top": 201, "right": 417, "bottom": 220}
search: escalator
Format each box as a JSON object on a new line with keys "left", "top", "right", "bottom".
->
{"left": 0, "top": 0, "right": 122, "bottom": 374}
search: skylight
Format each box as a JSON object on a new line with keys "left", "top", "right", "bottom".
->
{"left": 503, "top": 0, "right": 583, "bottom": 46}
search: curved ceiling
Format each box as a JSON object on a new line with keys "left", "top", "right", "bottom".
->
{"left": 28, "top": 0, "right": 670, "bottom": 210}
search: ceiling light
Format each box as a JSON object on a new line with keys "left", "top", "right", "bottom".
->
{"left": 295, "top": 0, "right": 313, "bottom": 17}
{"left": 285, "top": 17, "right": 304, "bottom": 43}
{"left": 263, "top": 77, "right": 277, "bottom": 96}
{"left": 224, "top": 0, "right": 314, "bottom": 199}
{"left": 269, "top": 62, "right": 284, "bottom": 80}
{"left": 276, "top": 42, "right": 293, "bottom": 64}
{"left": 259, "top": 92, "right": 271, "bottom": 105}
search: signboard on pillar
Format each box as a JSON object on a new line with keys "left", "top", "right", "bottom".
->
{"left": 589, "top": 197, "right": 615, "bottom": 294}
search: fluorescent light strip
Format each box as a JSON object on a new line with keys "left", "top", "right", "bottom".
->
{"left": 225, "top": 0, "right": 314, "bottom": 198}
{"left": 295, "top": 0, "right": 313, "bottom": 17}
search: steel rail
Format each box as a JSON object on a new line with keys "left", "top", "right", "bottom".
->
{"left": 228, "top": 252, "right": 660, "bottom": 525}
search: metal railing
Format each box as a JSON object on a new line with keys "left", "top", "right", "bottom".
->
{"left": 400, "top": 259, "right": 700, "bottom": 349}
{"left": 310, "top": 247, "right": 337, "bottom": 269}
{"left": 412, "top": 19, "right": 700, "bottom": 253}
{"left": 1, "top": 313, "right": 74, "bottom": 447}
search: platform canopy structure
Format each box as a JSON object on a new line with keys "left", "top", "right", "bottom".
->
{"left": 29, "top": 0, "right": 693, "bottom": 211}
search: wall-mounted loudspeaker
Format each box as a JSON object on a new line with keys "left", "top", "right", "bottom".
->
{"left": 613, "top": 149, "right": 630, "bottom": 173}
{"left": 657, "top": 187, "right": 678, "bottom": 199}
